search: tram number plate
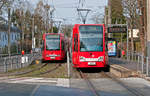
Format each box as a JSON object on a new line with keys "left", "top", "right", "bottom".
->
{"left": 88, "top": 62, "right": 96, "bottom": 65}
{"left": 50, "top": 57, "right": 55, "bottom": 59}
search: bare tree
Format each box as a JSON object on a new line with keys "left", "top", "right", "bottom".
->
{"left": 111, "top": 0, "right": 126, "bottom": 24}
{"left": 0, "top": 0, "right": 12, "bottom": 11}
{"left": 137, "top": 0, "right": 147, "bottom": 56}
{"left": 35, "top": 0, "right": 54, "bottom": 33}
{"left": 0, "top": 0, "right": 17, "bottom": 16}
{"left": 122, "top": 0, "right": 139, "bottom": 55}
{"left": 0, "top": 0, "right": 7, "bottom": 11}
{"left": 91, "top": 12, "right": 104, "bottom": 24}
{"left": 11, "top": 0, "right": 33, "bottom": 51}
{"left": 123, "top": 0, "right": 146, "bottom": 56}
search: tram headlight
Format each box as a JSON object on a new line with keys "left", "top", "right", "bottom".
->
{"left": 46, "top": 55, "right": 49, "bottom": 57}
{"left": 80, "top": 56, "right": 85, "bottom": 62}
{"left": 98, "top": 56, "right": 104, "bottom": 61}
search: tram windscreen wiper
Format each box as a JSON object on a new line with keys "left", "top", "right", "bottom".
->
{"left": 46, "top": 49, "right": 60, "bottom": 51}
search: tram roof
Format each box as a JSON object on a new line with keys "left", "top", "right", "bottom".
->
{"left": 73, "top": 24, "right": 104, "bottom": 28}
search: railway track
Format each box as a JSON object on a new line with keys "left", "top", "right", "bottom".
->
{"left": 71, "top": 68, "right": 104, "bottom": 78}
{"left": 0, "top": 62, "right": 62, "bottom": 82}
{"left": 78, "top": 69, "right": 101, "bottom": 96}
{"left": 73, "top": 68, "right": 145, "bottom": 96}
{"left": 11, "top": 63, "right": 48, "bottom": 76}
{"left": 1, "top": 63, "right": 48, "bottom": 76}
{"left": 25, "top": 63, "right": 61, "bottom": 77}
{"left": 101, "top": 71, "right": 145, "bottom": 96}
{"left": 0, "top": 63, "right": 48, "bottom": 82}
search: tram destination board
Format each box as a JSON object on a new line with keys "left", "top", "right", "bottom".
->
{"left": 108, "top": 26, "right": 127, "bottom": 33}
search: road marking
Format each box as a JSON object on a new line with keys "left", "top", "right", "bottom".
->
{"left": 0, "top": 77, "right": 57, "bottom": 84}
{"left": 30, "top": 85, "right": 40, "bottom": 96}
{"left": 57, "top": 78, "right": 70, "bottom": 87}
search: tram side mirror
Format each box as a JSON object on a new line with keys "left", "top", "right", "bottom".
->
{"left": 105, "top": 36, "right": 108, "bottom": 51}
{"left": 42, "top": 41, "right": 44, "bottom": 51}
{"left": 105, "top": 43, "right": 108, "bottom": 51}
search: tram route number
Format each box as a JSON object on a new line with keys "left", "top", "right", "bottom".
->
{"left": 88, "top": 62, "right": 96, "bottom": 65}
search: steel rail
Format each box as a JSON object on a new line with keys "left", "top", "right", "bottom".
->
{"left": 1, "top": 63, "right": 48, "bottom": 76}
{"left": 12, "top": 63, "right": 48, "bottom": 76}
{"left": 78, "top": 69, "right": 101, "bottom": 96}
{"left": 29, "top": 63, "right": 61, "bottom": 76}
{"left": 102, "top": 72, "right": 145, "bottom": 96}
{"left": 0, "top": 63, "right": 48, "bottom": 82}
{"left": 0, "top": 63, "right": 61, "bottom": 82}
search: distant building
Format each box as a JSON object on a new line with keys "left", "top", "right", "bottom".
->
{"left": 0, "top": 24, "right": 21, "bottom": 54}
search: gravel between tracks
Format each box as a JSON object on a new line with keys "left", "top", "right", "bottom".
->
{"left": 71, "top": 68, "right": 110, "bottom": 79}
{"left": 0, "top": 62, "right": 68, "bottom": 78}
{"left": 19, "top": 63, "right": 68, "bottom": 78}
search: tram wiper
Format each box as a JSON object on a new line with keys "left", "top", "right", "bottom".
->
{"left": 46, "top": 49, "right": 60, "bottom": 51}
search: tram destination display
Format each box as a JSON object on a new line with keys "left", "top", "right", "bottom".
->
{"left": 108, "top": 26, "right": 127, "bottom": 33}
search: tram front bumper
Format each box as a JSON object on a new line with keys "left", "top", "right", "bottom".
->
{"left": 74, "top": 61, "right": 106, "bottom": 68}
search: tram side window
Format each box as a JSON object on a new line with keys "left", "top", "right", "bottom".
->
{"left": 42, "top": 41, "right": 44, "bottom": 50}
{"left": 61, "top": 40, "right": 64, "bottom": 50}
{"left": 74, "top": 34, "right": 78, "bottom": 52}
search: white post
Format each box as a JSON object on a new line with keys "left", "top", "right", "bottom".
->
{"left": 67, "top": 51, "right": 70, "bottom": 78}
{"left": 142, "top": 55, "right": 144, "bottom": 73}
{"left": 127, "top": 23, "right": 129, "bottom": 60}
{"left": 137, "top": 54, "right": 140, "bottom": 71}
{"left": 11, "top": 57, "right": 13, "bottom": 70}
{"left": 4, "top": 58, "right": 7, "bottom": 72}
{"left": 146, "top": 57, "right": 149, "bottom": 76}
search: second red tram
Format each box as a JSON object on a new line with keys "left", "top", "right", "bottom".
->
{"left": 71, "top": 24, "right": 106, "bottom": 68}
{"left": 42, "top": 33, "right": 66, "bottom": 61}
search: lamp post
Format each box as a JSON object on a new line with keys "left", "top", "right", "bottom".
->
{"left": 126, "top": 21, "right": 129, "bottom": 60}
{"left": 32, "top": 17, "right": 35, "bottom": 50}
{"left": 147, "top": 0, "right": 150, "bottom": 57}
{"left": 50, "top": 8, "right": 55, "bottom": 33}
{"left": 8, "top": 7, "right": 11, "bottom": 57}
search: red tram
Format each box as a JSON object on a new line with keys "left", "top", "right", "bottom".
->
{"left": 42, "top": 33, "right": 66, "bottom": 61}
{"left": 71, "top": 24, "right": 106, "bottom": 68}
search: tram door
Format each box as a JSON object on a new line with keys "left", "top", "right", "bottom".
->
{"left": 72, "top": 33, "right": 78, "bottom": 65}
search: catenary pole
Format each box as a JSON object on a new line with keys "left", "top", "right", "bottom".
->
{"left": 8, "top": 8, "right": 11, "bottom": 57}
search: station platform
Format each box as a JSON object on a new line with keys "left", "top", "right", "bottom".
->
{"left": 109, "top": 57, "right": 150, "bottom": 78}
{"left": 109, "top": 57, "right": 139, "bottom": 71}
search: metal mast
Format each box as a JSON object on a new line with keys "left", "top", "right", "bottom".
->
{"left": 77, "top": 0, "right": 91, "bottom": 24}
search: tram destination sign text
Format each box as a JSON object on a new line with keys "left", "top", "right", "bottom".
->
{"left": 108, "top": 26, "right": 127, "bottom": 33}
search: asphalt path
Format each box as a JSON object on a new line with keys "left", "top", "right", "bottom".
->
{"left": 0, "top": 83, "right": 133, "bottom": 96}
{"left": 1, "top": 77, "right": 150, "bottom": 96}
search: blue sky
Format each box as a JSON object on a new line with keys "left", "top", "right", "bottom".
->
{"left": 30, "top": 0, "right": 108, "bottom": 24}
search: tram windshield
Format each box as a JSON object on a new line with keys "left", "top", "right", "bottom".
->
{"left": 79, "top": 25, "right": 103, "bottom": 52}
{"left": 46, "top": 35, "right": 60, "bottom": 50}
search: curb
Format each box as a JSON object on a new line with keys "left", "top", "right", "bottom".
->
{"left": 110, "top": 64, "right": 138, "bottom": 78}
